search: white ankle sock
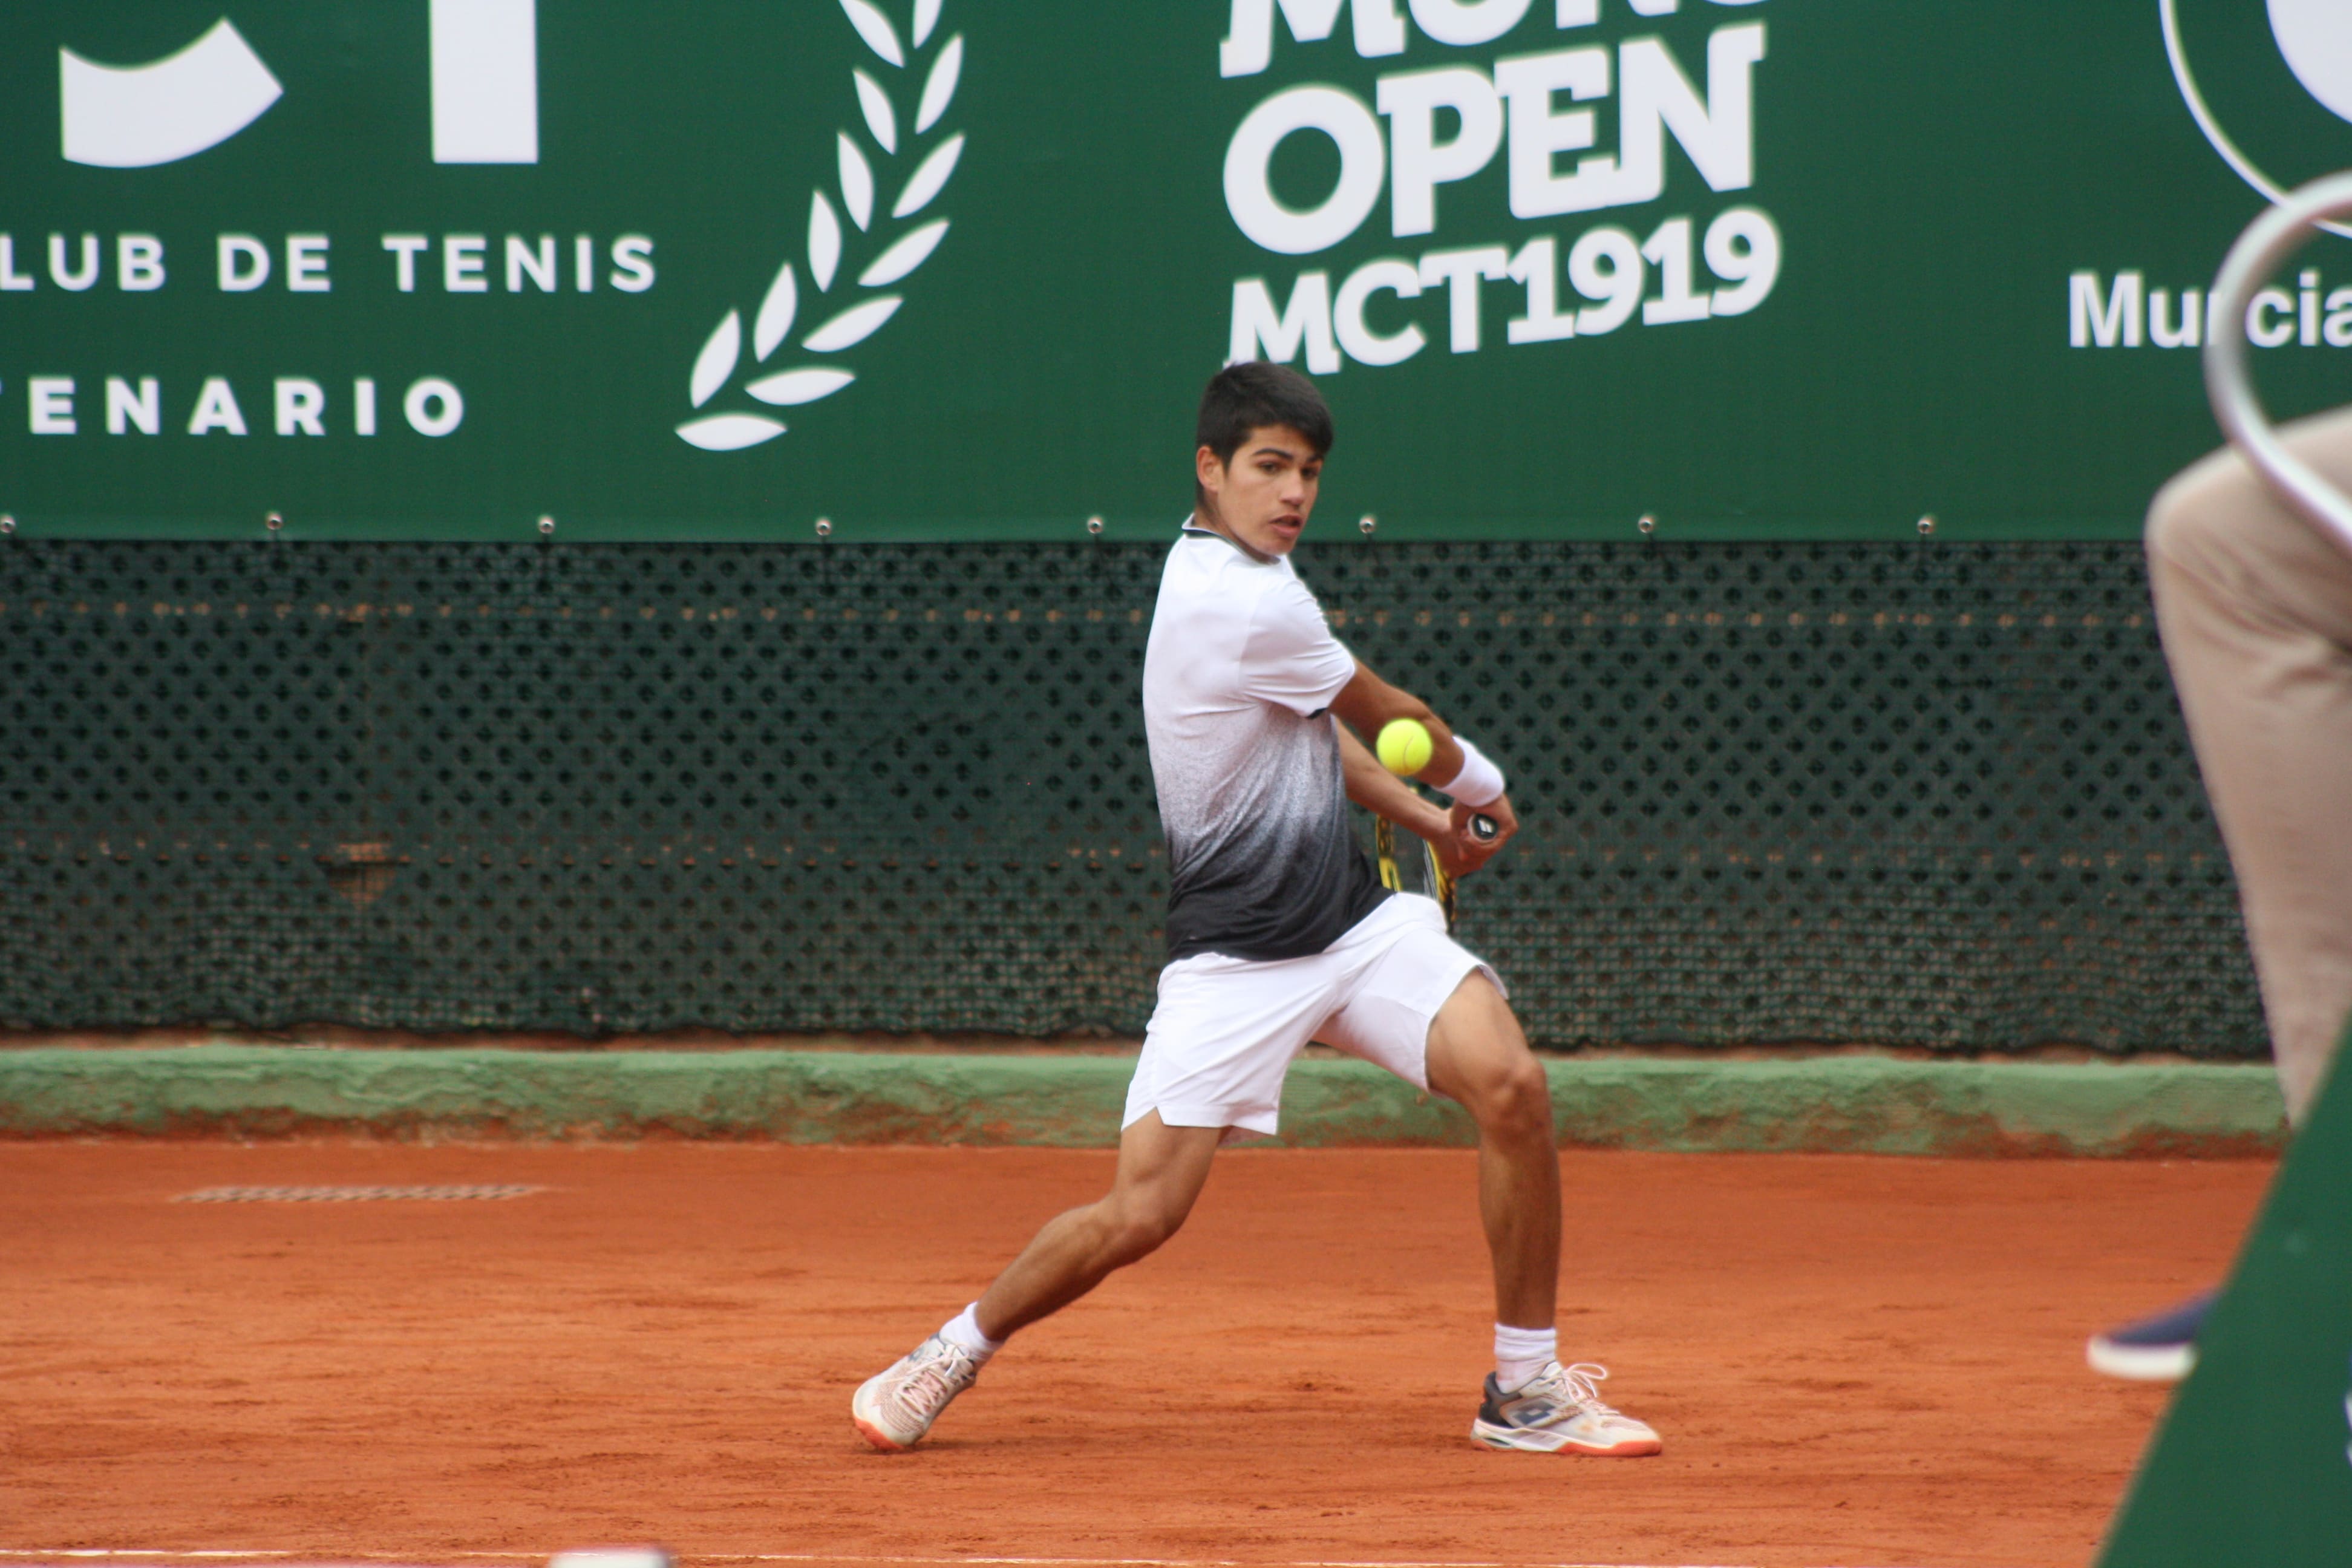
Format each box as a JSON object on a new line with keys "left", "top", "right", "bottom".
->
{"left": 1494, "top": 1324, "right": 1557, "bottom": 1391}
{"left": 939, "top": 1302, "right": 1003, "bottom": 1362}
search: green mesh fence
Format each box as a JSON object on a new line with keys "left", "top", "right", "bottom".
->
{"left": 0, "top": 540, "right": 2261, "bottom": 1056}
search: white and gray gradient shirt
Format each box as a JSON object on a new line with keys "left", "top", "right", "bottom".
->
{"left": 1145, "top": 523, "right": 1391, "bottom": 962}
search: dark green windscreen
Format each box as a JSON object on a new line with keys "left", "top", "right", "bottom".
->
{"left": 0, "top": 540, "right": 2260, "bottom": 1053}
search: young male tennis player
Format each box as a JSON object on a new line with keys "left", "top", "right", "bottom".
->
{"left": 852, "top": 362, "right": 1660, "bottom": 1458}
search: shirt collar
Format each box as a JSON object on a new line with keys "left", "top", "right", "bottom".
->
{"left": 1180, "top": 514, "right": 1275, "bottom": 563}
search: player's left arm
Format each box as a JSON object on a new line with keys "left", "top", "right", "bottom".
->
{"left": 1329, "top": 660, "right": 1518, "bottom": 875}
{"left": 1329, "top": 661, "right": 1463, "bottom": 780}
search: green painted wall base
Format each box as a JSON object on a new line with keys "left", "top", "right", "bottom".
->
{"left": 0, "top": 1048, "right": 2287, "bottom": 1155}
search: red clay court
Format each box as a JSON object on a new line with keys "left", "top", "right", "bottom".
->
{"left": 0, "top": 1141, "right": 2265, "bottom": 1568}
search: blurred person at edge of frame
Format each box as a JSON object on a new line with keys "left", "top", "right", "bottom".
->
{"left": 2089, "top": 405, "right": 2352, "bottom": 1382}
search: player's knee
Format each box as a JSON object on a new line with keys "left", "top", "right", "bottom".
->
{"left": 1498, "top": 1057, "right": 1553, "bottom": 1134}
{"left": 1466, "top": 1054, "right": 1552, "bottom": 1140}
{"left": 1099, "top": 1198, "right": 1186, "bottom": 1264}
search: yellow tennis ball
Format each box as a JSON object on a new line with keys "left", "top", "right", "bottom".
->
{"left": 1376, "top": 717, "right": 1433, "bottom": 776}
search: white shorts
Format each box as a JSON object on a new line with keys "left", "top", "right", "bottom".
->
{"left": 1123, "top": 893, "right": 1505, "bottom": 1144}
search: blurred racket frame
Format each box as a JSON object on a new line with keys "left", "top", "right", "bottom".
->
{"left": 1375, "top": 791, "right": 1498, "bottom": 930}
{"left": 1376, "top": 812, "right": 1459, "bottom": 928}
{"left": 2206, "top": 170, "right": 2352, "bottom": 558}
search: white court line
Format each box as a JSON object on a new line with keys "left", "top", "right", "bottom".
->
{"left": 0, "top": 1563, "right": 1766, "bottom": 1568}
{"left": 711, "top": 1560, "right": 1780, "bottom": 1568}
{"left": 0, "top": 1555, "right": 1942, "bottom": 1568}
{"left": 731, "top": 1558, "right": 1794, "bottom": 1568}
{"left": 0, "top": 1556, "right": 1888, "bottom": 1568}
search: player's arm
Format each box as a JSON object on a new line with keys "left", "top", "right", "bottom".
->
{"left": 1328, "top": 658, "right": 1466, "bottom": 772}
{"left": 1328, "top": 661, "right": 1518, "bottom": 874}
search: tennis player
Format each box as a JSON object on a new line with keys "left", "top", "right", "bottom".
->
{"left": 852, "top": 362, "right": 1661, "bottom": 1457}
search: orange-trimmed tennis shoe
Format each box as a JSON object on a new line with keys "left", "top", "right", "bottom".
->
{"left": 1471, "top": 1361, "right": 1662, "bottom": 1455}
{"left": 852, "top": 1333, "right": 984, "bottom": 1451}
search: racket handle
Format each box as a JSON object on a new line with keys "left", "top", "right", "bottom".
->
{"left": 1470, "top": 814, "right": 1499, "bottom": 842}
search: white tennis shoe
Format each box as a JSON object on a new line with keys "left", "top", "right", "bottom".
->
{"left": 1471, "top": 1361, "right": 1662, "bottom": 1455}
{"left": 852, "top": 1333, "right": 984, "bottom": 1451}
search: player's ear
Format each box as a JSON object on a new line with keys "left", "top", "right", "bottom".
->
{"left": 1195, "top": 444, "right": 1226, "bottom": 495}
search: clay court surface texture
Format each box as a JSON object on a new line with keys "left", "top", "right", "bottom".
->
{"left": 0, "top": 1142, "right": 2270, "bottom": 1568}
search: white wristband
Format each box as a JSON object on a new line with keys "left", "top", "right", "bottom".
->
{"left": 1438, "top": 736, "right": 1506, "bottom": 809}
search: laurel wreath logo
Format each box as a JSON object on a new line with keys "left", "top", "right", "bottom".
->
{"left": 676, "top": 0, "right": 964, "bottom": 451}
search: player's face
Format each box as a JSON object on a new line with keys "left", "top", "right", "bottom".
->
{"left": 1197, "top": 425, "right": 1324, "bottom": 557}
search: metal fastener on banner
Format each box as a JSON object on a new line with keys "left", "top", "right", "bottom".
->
{"left": 1086, "top": 515, "right": 1104, "bottom": 537}
{"left": 1917, "top": 515, "right": 1937, "bottom": 537}
{"left": 1638, "top": 514, "right": 1656, "bottom": 535}
{"left": 538, "top": 515, "right": 556, "bottom": 537}
{"left": 1359, "top": 514, "right": 1376, "bottom": 537}
{"left": 265, "top": 512, "right": 284, "bottom": 533}
{"left": 814, "top": 517, "right": 832, "bottom": 538}
{"left": 0, "top": 516, "right": 15, "bottom": 537}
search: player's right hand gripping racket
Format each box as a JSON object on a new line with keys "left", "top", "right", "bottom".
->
{"left": 1377, "top": 808, "right": 1500, "bottom": 930}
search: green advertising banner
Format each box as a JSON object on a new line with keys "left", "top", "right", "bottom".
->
{"left": 2, "top": 0, "right": 2350, "bottom": 541}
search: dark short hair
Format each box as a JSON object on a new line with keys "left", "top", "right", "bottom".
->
{"left": 1195, "top": 362, "right": 1334, "bottom": 467}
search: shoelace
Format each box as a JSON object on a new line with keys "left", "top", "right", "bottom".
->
{"left": 1524, "top": 1361, "right": 1623, "bottom": 1417}
{"left": 892, "top": 1342, "right": 974, "bottom": 1415}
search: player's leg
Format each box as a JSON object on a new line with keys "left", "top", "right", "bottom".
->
{"left": 852, "top": 1114, "right": 1220, "bottom": 1451}
{"left": 1316, "top": 898, "right": 1658, "bottom": 1455}
{"left": 2092, "top": 405, "right": 2352, "bottom": 1381}
{"left": 851, "top": 1109, "right": 1214, "bottom": 1457}
{"left": 1422, "top": 975, "right": 1659, "bottom": 1455}
{"left": 972, "top": 1111, "right": 1223, "bottom": 1338}
{"left": 854, "top": 950, "right": 1328, "bottom": 1451}
{"left": 1423, "top": 973, "right": 1558, "bottom": 1329}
